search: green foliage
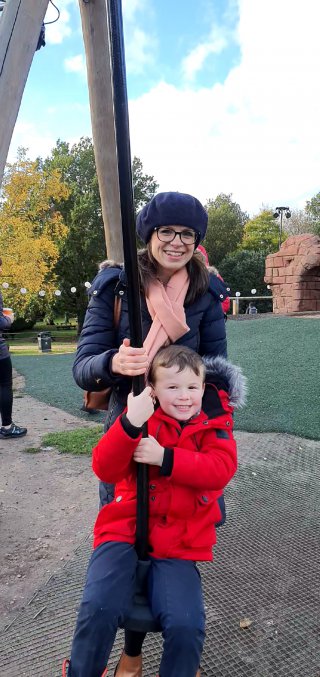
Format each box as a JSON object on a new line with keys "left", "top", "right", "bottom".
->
{"left": 203, "top": 193, "right": 248, "bottom": 266}
{"left": 219, "top": 250, "right": 266, "bottom": 296}
{"left": 41, "top": 426, "right": 103, "bottom": 455}
{"left": 305, "top": 192, "right": 320, "bottom": 235}
{"left": 44, "top": 140, "right": 159, "bottom": 330}
{"left": 132, "top": 156, "right": 159, "bottom": 211}
{"left": 43, "top": 137, "right": 105, "bottom": 331}
{"left": 241, "top": 209, "right": 286, "bottom": 254}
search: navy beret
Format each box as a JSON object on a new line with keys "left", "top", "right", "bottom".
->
{"left": 136, "top": 191, "right": 208, "bottom": 244}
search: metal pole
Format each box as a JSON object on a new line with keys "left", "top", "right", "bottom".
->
{"left": 279, "top": 210, "right": 283, "bottom": 249}
{"left": 107, "top": 0, "right": 149, "bottom": 560}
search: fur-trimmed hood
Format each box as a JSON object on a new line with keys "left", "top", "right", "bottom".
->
{"left": 203, "top": 355, "right": 247, "bottom": 410}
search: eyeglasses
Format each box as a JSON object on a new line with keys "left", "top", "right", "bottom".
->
{"left": 155, "top": 227, "right": 199, "bottom": 245}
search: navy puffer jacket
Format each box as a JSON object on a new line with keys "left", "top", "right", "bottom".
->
{"left": 73, "top": 264, "right": 227, "bottom": 402}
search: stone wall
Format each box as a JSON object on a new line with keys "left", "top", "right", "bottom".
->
{"left": 265, "top": 234, "right": 320, "bottom": 313}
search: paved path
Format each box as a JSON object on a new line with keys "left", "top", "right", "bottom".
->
{"left": 0, "top": 428, "right": 319, "bottom": 677}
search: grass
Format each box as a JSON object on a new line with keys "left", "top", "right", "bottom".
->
{"left": 12, "top": 352, "right": 106, "bottom": 422}
{"left": 226, "top": 316, "right": 320, "bottom": 439}
{"left": 41, "top": 426, "right": 104, "bottom": 455}
{"left": 9, "top": 343, "right": 76, "bottom": 356}
{"left": 12, "top": 316, "right": 320, "bottom": 440}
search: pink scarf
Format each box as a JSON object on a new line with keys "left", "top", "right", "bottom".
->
{"left": 144, "top": 268, "right": 190, "bottom": 363}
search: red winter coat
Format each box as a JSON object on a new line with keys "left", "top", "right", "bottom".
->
{"left": 92, "top": 393, "right": 237, "bottom": 561}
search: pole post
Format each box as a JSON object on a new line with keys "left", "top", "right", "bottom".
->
{"left": 279, "top": 210, "right": 283, "bottom": 249}
{"left": 107, "top": 0, "right": 149, "bottom": 560}
{"left": 0, "top": 0, "right": 49, "bottom": 187}
{"left": 232, "top": 299, "right": 239, "bottom": 315}
{"left": 78, "top": 0, "right": 123, "bottom": 261}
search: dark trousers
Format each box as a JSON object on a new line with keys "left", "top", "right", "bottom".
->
{"left": 68, "top": 542, "right": 205, "bottom": 677}
{"left": 0, "top": 356, "right": 13, "bottom": 426}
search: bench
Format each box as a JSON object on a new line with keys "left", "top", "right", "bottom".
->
{"left": 55, "top": 325, "right": 77, "bottom": 331}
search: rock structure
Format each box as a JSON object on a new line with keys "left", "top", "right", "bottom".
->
{"left": 265, "top": 234, "right": 320, "bottom": 313}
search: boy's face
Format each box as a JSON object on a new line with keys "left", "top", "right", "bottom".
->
{"left": 152, "top": 365, "right": 205, "bottom": 421}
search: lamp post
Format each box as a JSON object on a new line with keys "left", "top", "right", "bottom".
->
{"left": 273, "top": 206, "right": 291, "bottom": 249}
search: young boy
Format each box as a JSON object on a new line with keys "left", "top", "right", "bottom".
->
{"left": 64, "top": 345, "right": 242, "bottom": 677}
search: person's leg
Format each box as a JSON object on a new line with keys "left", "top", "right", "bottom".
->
{"left": 68, "top": 542, "right": 138, "bottom": 677}
{"left": 123, "top": 629, "right": 146, "bottom": 657}
{"left": 149, "top": 558, "right": 205, "bottom": 677}
{"left": 0, "top": 355, "right": 27, "bottom": 437}
{"left": 0, "top": 356, "right": 13, "bottom": 426}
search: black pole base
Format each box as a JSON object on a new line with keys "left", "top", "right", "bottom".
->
{"left": 120, "top": 560, "right": 161, "bottom": 634}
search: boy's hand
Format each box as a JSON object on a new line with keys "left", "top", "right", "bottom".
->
{"left": 127, "top": 387, "right": 154, "bottom": 428}
{"left": 133, "top": 436, "right": 164, "bottom": 467}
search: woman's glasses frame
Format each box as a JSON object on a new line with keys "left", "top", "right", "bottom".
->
{"left": 154, "top": 226, "right": 200, "bottom": 245}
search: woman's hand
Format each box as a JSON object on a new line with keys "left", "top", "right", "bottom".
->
{"left": 133, "top": 436, "right": 164, "bottom": 467}
{"left": 111, "top": 338, "right": 149, "bottom": 376}
{"left": 127, "top": 386, "right": 154, "bottom": 427}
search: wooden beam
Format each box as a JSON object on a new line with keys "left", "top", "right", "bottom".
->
{"left": 78, "top": 0, "right": 123, "bottom": 261}
{"left": 0, "top": 0, "right": 49, "bottom": 186}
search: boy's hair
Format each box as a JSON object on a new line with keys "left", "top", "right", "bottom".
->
{"left": 149, "top": 345, "right": 205, "bottom": 384}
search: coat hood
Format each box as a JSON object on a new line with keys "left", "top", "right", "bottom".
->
{"left": 203, "top": 355, "right": 247, "bottom": 410}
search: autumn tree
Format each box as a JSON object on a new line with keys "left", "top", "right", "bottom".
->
{"left": 203, "top": 194, "right": 248, "bottom": 266}
{"left": 0, "top": 148, "right": 69, "bottom": 322}
{"left": 241, "top": 209, "right": 285, "bottom": 255}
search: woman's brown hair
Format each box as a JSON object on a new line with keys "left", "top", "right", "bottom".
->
{"left": 137, "top": 247, "right": 209, "bottom": 305}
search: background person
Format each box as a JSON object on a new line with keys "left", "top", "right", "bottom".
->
{"left": 246, "top": 301, "right": 258, "bottom": 315}
{"left": 0, "top": 257, "right": 27, "bottom": 439}
{"left": 73, "top": 191, "right": 229, "bottom": 676}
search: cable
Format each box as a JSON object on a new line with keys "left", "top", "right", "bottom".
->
{"left": 44, "top": 0, "right": 60, "bottom": 25}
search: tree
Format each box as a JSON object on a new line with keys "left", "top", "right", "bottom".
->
{"left": 241, "top": 209, "right": 285, "bottom": 255}
{"left": 305, "top": 193, "right": 320, "bottom": 235}
{"left": 203, "top": 194, "right": 248, "bottom": 266}
{"left": 284, "top": 208, "right": 315, "bottom": 236}
{"left": 132, "top": 156, "right": 159, "bottom": 211}
{"left": 44, "top": 139, "right": 158, "bottom": 330}
{"left": 0, "top": 148, "right": 69, "bottom": 321}
{"left": 219, "top": 250, "right": 271, "bottom": 312}
{"left": 43, "top": 137, "right": 106, "bottom": 331}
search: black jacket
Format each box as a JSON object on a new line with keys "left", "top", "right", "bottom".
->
{"left": 73, "top": 264, "right": 227, "bottom": 398}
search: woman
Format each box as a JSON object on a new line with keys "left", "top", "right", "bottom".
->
{"left": 0, "top": 257, "right": 27, "bottom": 439}
{"left": 72, "top": 191, "right": 228, "bottom": 677}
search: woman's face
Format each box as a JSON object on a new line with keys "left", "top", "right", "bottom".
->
{"left": 149, "top": 225, "right": 195, "bottom": 281}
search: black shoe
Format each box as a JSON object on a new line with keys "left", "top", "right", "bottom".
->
{"left": 0, "top": 423, "right": 27, "bottom": 438}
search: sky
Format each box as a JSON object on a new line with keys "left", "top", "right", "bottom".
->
{"left": 6, "top": 0, "right": 320, "bottom": 216}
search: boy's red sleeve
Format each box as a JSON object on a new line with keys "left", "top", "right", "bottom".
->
{"left": 170, "top": 417, "right": 237, "bottom": 491}
{"left": 92, "top": 416, "right": 142, "bottom": 483}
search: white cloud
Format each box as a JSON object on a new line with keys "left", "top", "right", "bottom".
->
{"left": 128, "top": 0, "right": 320, "bottom": 215}
{"left": 125, "top": 27, "right": 155, "bottom": 74}
{"left": 123, "top": 0, "right": 148, "bottom": 23}
{"left": 64, "top": 54, "right": 86, "bottom": 77}
{"left": 182, "top": 29, "right": 228, "bottom": 82}
{"left": 123, "top": 0, "right": 155, "bottom": 74}
{"left": 45, "top": 8, "right": 72, "bottom": 45}
{"left": 7, "top": 122, "right": 56, "bottom": 162}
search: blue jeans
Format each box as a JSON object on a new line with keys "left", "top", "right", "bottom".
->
{"left": 68, "top": 542, "right": 205, "bottom": 677}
